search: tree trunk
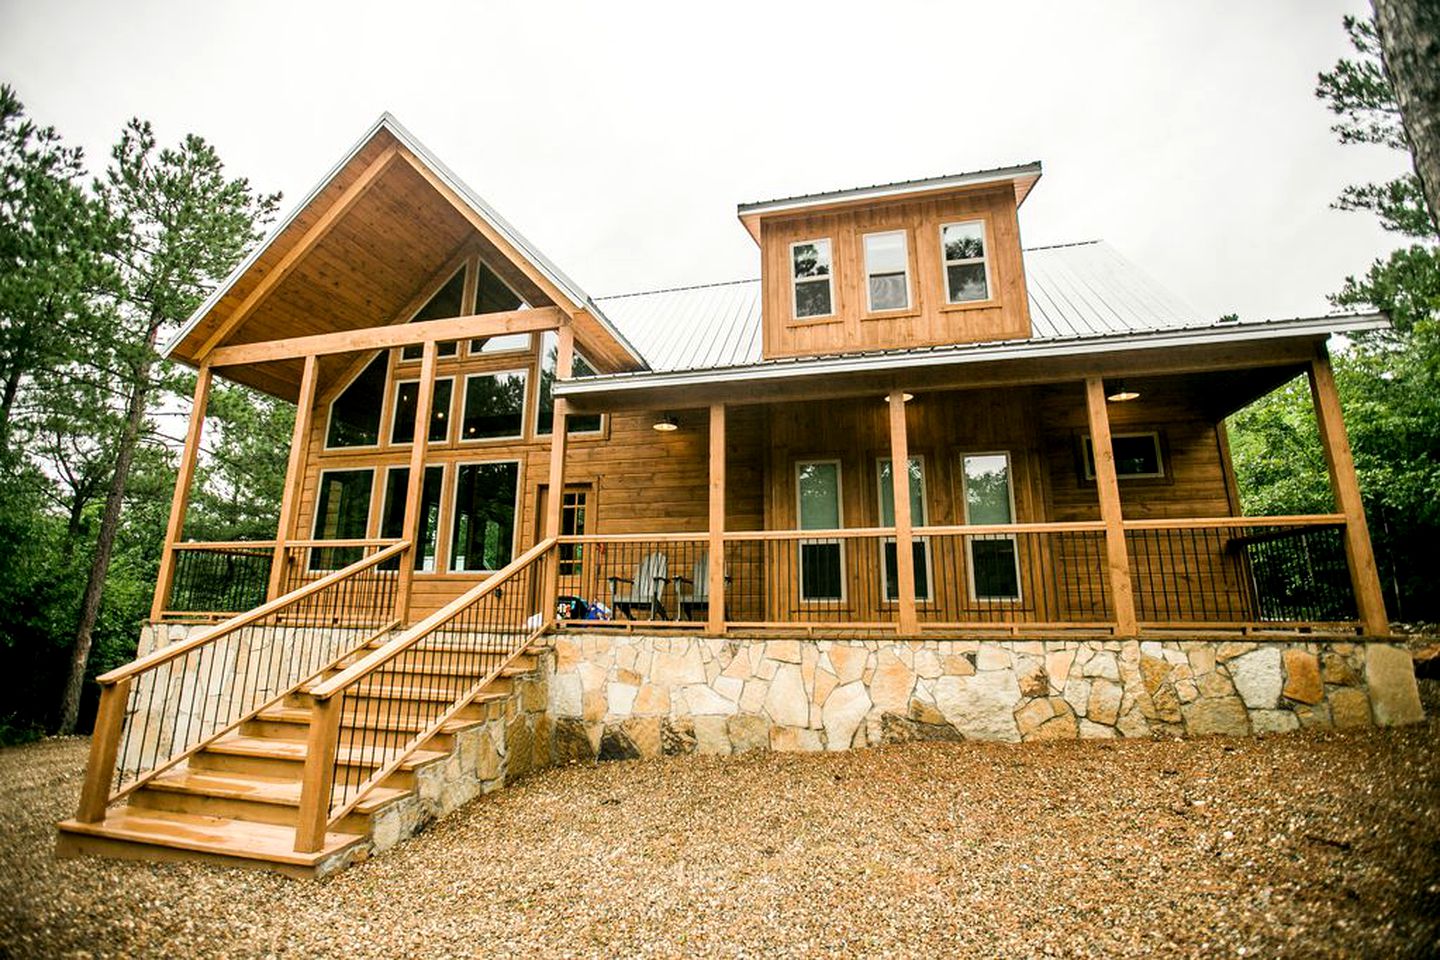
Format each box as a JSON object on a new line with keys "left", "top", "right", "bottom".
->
{"left": 1374, "top": 0, "right": 1440, "bottom": 235}
{"left": 0, "top": 370, "right": 20, "bottom": 455}
{"left": 58, "top": 333, "right": 158, "bottom": 734}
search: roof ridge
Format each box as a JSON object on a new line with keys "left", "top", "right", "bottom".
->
{"left": 597, "top": 277, "right": 761, "bottom": 301}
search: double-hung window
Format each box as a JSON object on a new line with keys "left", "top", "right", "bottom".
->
{"left": 877, "top": 456, "right": 931, "bottom": 601}
{"left": 796, "top": 460, "right": 844, "bottom": 601}
{"left": 960, "top": 452, "right": 1021, "bottom": 600}
{"left": 941, "top": 221, "right": 990, "bottom": 303}
{"left": 790, "top": 239, "right": 834, "bottom": 319}
{"left": 864, "top": 231, "right": 911, "bottom": 312}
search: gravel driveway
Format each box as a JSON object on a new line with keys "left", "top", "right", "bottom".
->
{"left": 2, "top": 707, "right": 1437, "bottom": 959}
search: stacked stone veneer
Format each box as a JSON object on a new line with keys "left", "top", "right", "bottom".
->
{"left": 546, "top": 634, "right": 1425, "bottom": 758}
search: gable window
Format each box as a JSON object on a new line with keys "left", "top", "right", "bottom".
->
{"left": 449, "top": 461, "right": 520, "bottom": 572}
{"left": 1082, "top": 432, "right": 1165, "bottom": 479}
{"left": 961, "top": 452, "right": 1020, "bottom": 600}
{"left": 790, "top": 239, "right": 834, "bottom": 319}
{"left": 390, "top": 377, "right": 454, "bottom": 445}
{"left": 310, "top": 469, "right": 374, "bottom": 570}
{"left": 461, "top": 370, "right": 528, "bottom": 441}
{"left": 864, "top": 231, "right": 911, "bottom": 312}
{"left": 877, "top": 456, "right": 931, "bottom": 601}
{"left": 469, "top": 260, "right": 533, "bottom": 355}
{"left": 400, "top": 267, "right": 465, "bottom": 361}
{"left": 325, "top": 354, "right": 388, "bottom": 449}
{"left": 536, "top": 331, "right": 603, "bottom": 435}
{"left": 941, "top": 221, "right": 990, "bottom": 303}
{"left": 796, "top": 460, "right": 844, "bottom": 601}
{"left": 379, "top": 465, "right": 444, "bottom": 571}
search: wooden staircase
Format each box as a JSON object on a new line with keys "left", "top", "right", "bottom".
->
{"left": 57, "top": 638, "right": 540, "bottom": 878}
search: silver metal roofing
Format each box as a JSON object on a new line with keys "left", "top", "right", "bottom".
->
{"left": 594, "top": 240, "right": 1208, "bottom": 374}
{"left": 737, "top": 161, "right": 1043, "bottom": 216}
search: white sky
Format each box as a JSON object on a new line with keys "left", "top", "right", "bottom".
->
{"left": 0, "top": 0, "right": 1408, "bottom": 321}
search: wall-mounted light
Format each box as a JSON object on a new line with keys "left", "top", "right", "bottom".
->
{"left": 1106, "top": 379, "right": 1140, "bottom": 402}
{"left": 883, "top": 392, "right": 915, "bottom": 404}
{"left": 653, "top": 413, "right": 679, "bottom": 432}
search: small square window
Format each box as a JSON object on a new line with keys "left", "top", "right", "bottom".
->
{"left": 1083, "top": 432, "right": 1165, "bottom": 479}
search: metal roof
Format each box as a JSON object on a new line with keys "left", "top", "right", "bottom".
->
{"left": 737, "top": 161, "right": 1044, "bottom": 216}
{"left": 594, "top": 240, "right": 1208, "bottom": 374}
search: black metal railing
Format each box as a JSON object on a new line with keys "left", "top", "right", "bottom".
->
{"left": 553, "top": 535, "right": 710, "bottom": 624}
{"left": 162, "top": 542, "right": 276, "bottom": 619}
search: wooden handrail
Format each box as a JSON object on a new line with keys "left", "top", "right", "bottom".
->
{"left": 171, "top": 540, "right": 278, "bottom": 550}
{"left": 101, "top": 540, "right": 409, "bottom": 686}
{"left": 310, "top": 537, "right": 556, "bottom": 700}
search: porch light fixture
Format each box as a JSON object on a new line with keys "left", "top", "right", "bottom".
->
{"left": 652, "top": 413, "right": 679, "bottom": 432}
{"left": 1106, "top": 379, "right": 1140, "bottom": 402}
{"left": 883, "top": 392, "right": 915, "bottom": 403}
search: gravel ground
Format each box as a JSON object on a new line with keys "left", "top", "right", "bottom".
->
{"left": 2, "top": 696, "right": 1439, "bottom": 959}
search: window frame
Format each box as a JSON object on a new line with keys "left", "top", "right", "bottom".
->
{"left": 445, "top": 458, "right": 524, "bottom": 575}
{"left": 862, "top": 229, "right": 913, "bottom": 315}
{"left": 958, "top": 450, "right": 1022, "bottom": 603}
{"left": 322, "top": 353, "right": 389, "bottom": 452}
{"left": 1081, "top": 430, "right": 1166, "bottom": 480}
{"left": 789, "top": 238, "right": 836, "bottom": 322}
{"left": 794, "top": 458, "right": 846, "bottom": 603}
{"left": 534, "top": 335, "right": 606, "bottom": 439}
{"left": 939, "top": 219, "right": 994, "bottom": 307}
{"left": 457, "top": 368, "right": 530, "bottom": 444}
{"left": 396, "top": 265, "right": 467, "bottom": 365}
{"left": 875, "top": 454, "right": 933, "bottom": 603}
{"left": 388, "top": 375, "right": 456, "bottom": 448}
{"left": 466, "top": 260, "right": 534, "bottom": 357}
{"left": 308, "top": 466, "right": 377, "bottom": 572}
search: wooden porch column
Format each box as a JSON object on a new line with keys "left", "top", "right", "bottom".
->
{"left": 887, "top": 391, "right": 919, "bottom": 635}
{"left": 267, "top": 353, "right": 318, "bottom": 600}
{"left": 707, "top": 403, "right": 726, "bottom": 634}
{"left": 1307, "top": 343, "right": 1389, "bottom": 636}
{"left": 150, "top": 363, "right": 213, "bottom": 622}
{"left": 542, "top": 325, "right": 575, "bottom": 627}
{"left": 396, "top": 340, "right": 438, "bottom": 622}
{"left": 1084, "top": 377, "right": 1138, "bottom": 636}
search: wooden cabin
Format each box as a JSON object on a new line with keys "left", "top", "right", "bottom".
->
{"left": 58, "top": 113, "right": 1403, "bottom": 876}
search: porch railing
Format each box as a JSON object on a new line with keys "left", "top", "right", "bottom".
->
{"left": 161, "top": 541, "right": 277, "bottom": 621}
{"left": 73, "top": 540, "right": 408, "bottom": 824}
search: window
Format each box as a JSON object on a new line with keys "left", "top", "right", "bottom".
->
{"left": 960, "top": 453, "right": 1020, "bottom": 600}
{"left": 941, "top": 221, "right": 990, "bottom": 303}
{"left": 325, "top": 354, "right": 388, "bottom": 449}
{"left": 790, "top": 239, "right": 834, "bottom": 319}
{"left": 449, "top": 461, "right": 520, "bottom": 572}
{"left": 536, "top": 331, "right": 603, "bottom": 435}
{"left": 400, "top": 267, "right": 465, "bottom": 361}
{"left": 379, "top": 466, "right": 444, "bottom": 572}
{"left": 390, "top": 377, "right": 454, "bottom": 445}
{"left": 877, "top": 456, "right": 931, "bottom": 601}
{"left": 558, "top": 489, "right": 588, "bottom": 576}
{"left": 468, "top": 260, "right": 533, "bottom": 355}
{"left": 311, "top": 469, "right": 374, "bottom": 570}
{"left": 796, "top": 460, "right": 844, "bottom": 601}
{"left": 864, "top": 231, "right": 910, "bottom": 312}
{"left": 1082, "top": 432, "right": 1165, "bottom": 479}
{"left": 460, "top": 370, "right": 527, "bottom": 441}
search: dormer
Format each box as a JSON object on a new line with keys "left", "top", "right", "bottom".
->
{"left": 738, "top": 163, "right": 1041, "bottom": 361}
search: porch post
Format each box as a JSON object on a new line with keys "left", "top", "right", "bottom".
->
{"left": 1307, "top": 343, "right": 1389, "bottom": 635}
{"left": 542, "top": 324, "right": 574, "bottom": 627}
{"left": 1084, "top": 377, "right": 1138, "bottom": 636}
{"left": 150, "top": 362, "right": 213, "bottom": 622}
{"left": 887, "top": 391, "right": 919, "bottom": 635}
{"left": 397, "top": 340, "right": 437, "bottom": 622}
{"left": 268, "top": 353, "right": 318, "bottom": 600}
{"left": 707, "top": 403, "right": 726, "bottom": 634}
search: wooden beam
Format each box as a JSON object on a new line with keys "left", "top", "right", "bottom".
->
{"left": 194, "top": 145, "right": 400, "bottom": 359}
{"left": 1084, "top": 377, "right": 1138, "bottom": 636}
{"left": 207, "top": 306, "right": 564, "bottom": 367}
{"left": 1307, "top": 344, "right": 1389, "bottom": 635}
{"left": 268, "top": 354, "right": 319, "bottom": 600}
{"left": 887, "top": 391, "right": 919, "bottom": 634}
{"left": 150, "top": 363, "right": 213, "bottom": 621}
{"left": 293, "top": 694, "right": 342, "bottom": 853}
{"left": 74, "top": 678, "right": 131, "bottom": 823}
{"left": 397, "top": 341, "right": 437, "bottom": 621}
{"left": 707, "top": 403, "right": 727, "bottom": 634}
{"left": 542, "top": 327, "right": 575, "bottom": 627}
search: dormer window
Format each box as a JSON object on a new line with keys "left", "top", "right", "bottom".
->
{"left": 863, "top": 231, "right": 910, "bottom": 312}
{"left": 941, "top": 221, "right": 990, "bottom": 303}
{"left": 790, "top": 239, "right": 834, "bottom": 319}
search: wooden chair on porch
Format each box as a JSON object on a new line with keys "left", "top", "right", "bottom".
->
{"left": 673, "top": 555, "right": 730, "bottom": 622}
{"left": 608, "top": 551, "right": 669, "bottom": 620}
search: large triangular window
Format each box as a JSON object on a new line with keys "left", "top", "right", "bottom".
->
{"left": 469, "top": 260, "right": 532, "bottom": 355}
{"left": 400, "top": 267, "right": 466, "bottom": 361}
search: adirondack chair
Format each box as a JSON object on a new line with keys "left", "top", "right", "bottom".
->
{"left": 608, "top": 551, "right": 669, "bottom": 620}
{"left": 673, "top": 554, "right": 731, "bottom": 621}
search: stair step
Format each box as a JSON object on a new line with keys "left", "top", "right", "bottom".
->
{"left": 339, "top": 656, "right": 535, "bottom": 678}
{"left": 303, "top": 680, "right": 516, "bottom": 702}
{"left": 143, "top": 768, "right": 408, "bottom": 814}
{"left": 204, "top": 735, "right": 447, "bottom": 771}
{"left": 56, "top": 807, "right": 362, "bottom": 870}
{"left": 256, "top": 703, "right": 499, "bottom": 734}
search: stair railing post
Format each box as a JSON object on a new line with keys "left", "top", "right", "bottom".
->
{"left": 75, "top": 678, "right": 131, "bottom": 823}
{"left": 294, "top": 693, "right": 343, "bottom": 853}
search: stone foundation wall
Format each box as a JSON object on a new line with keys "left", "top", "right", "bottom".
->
{"left": 546, "top": 633, "right": 1425, "bottom": 759}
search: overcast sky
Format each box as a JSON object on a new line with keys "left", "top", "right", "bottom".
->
{"left": 0, "top": 0, "right": 1406, "bottom": 321}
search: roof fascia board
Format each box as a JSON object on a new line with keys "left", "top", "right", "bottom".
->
{"left": 737, "top": 162, "right": 1043, "bottom": 219}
